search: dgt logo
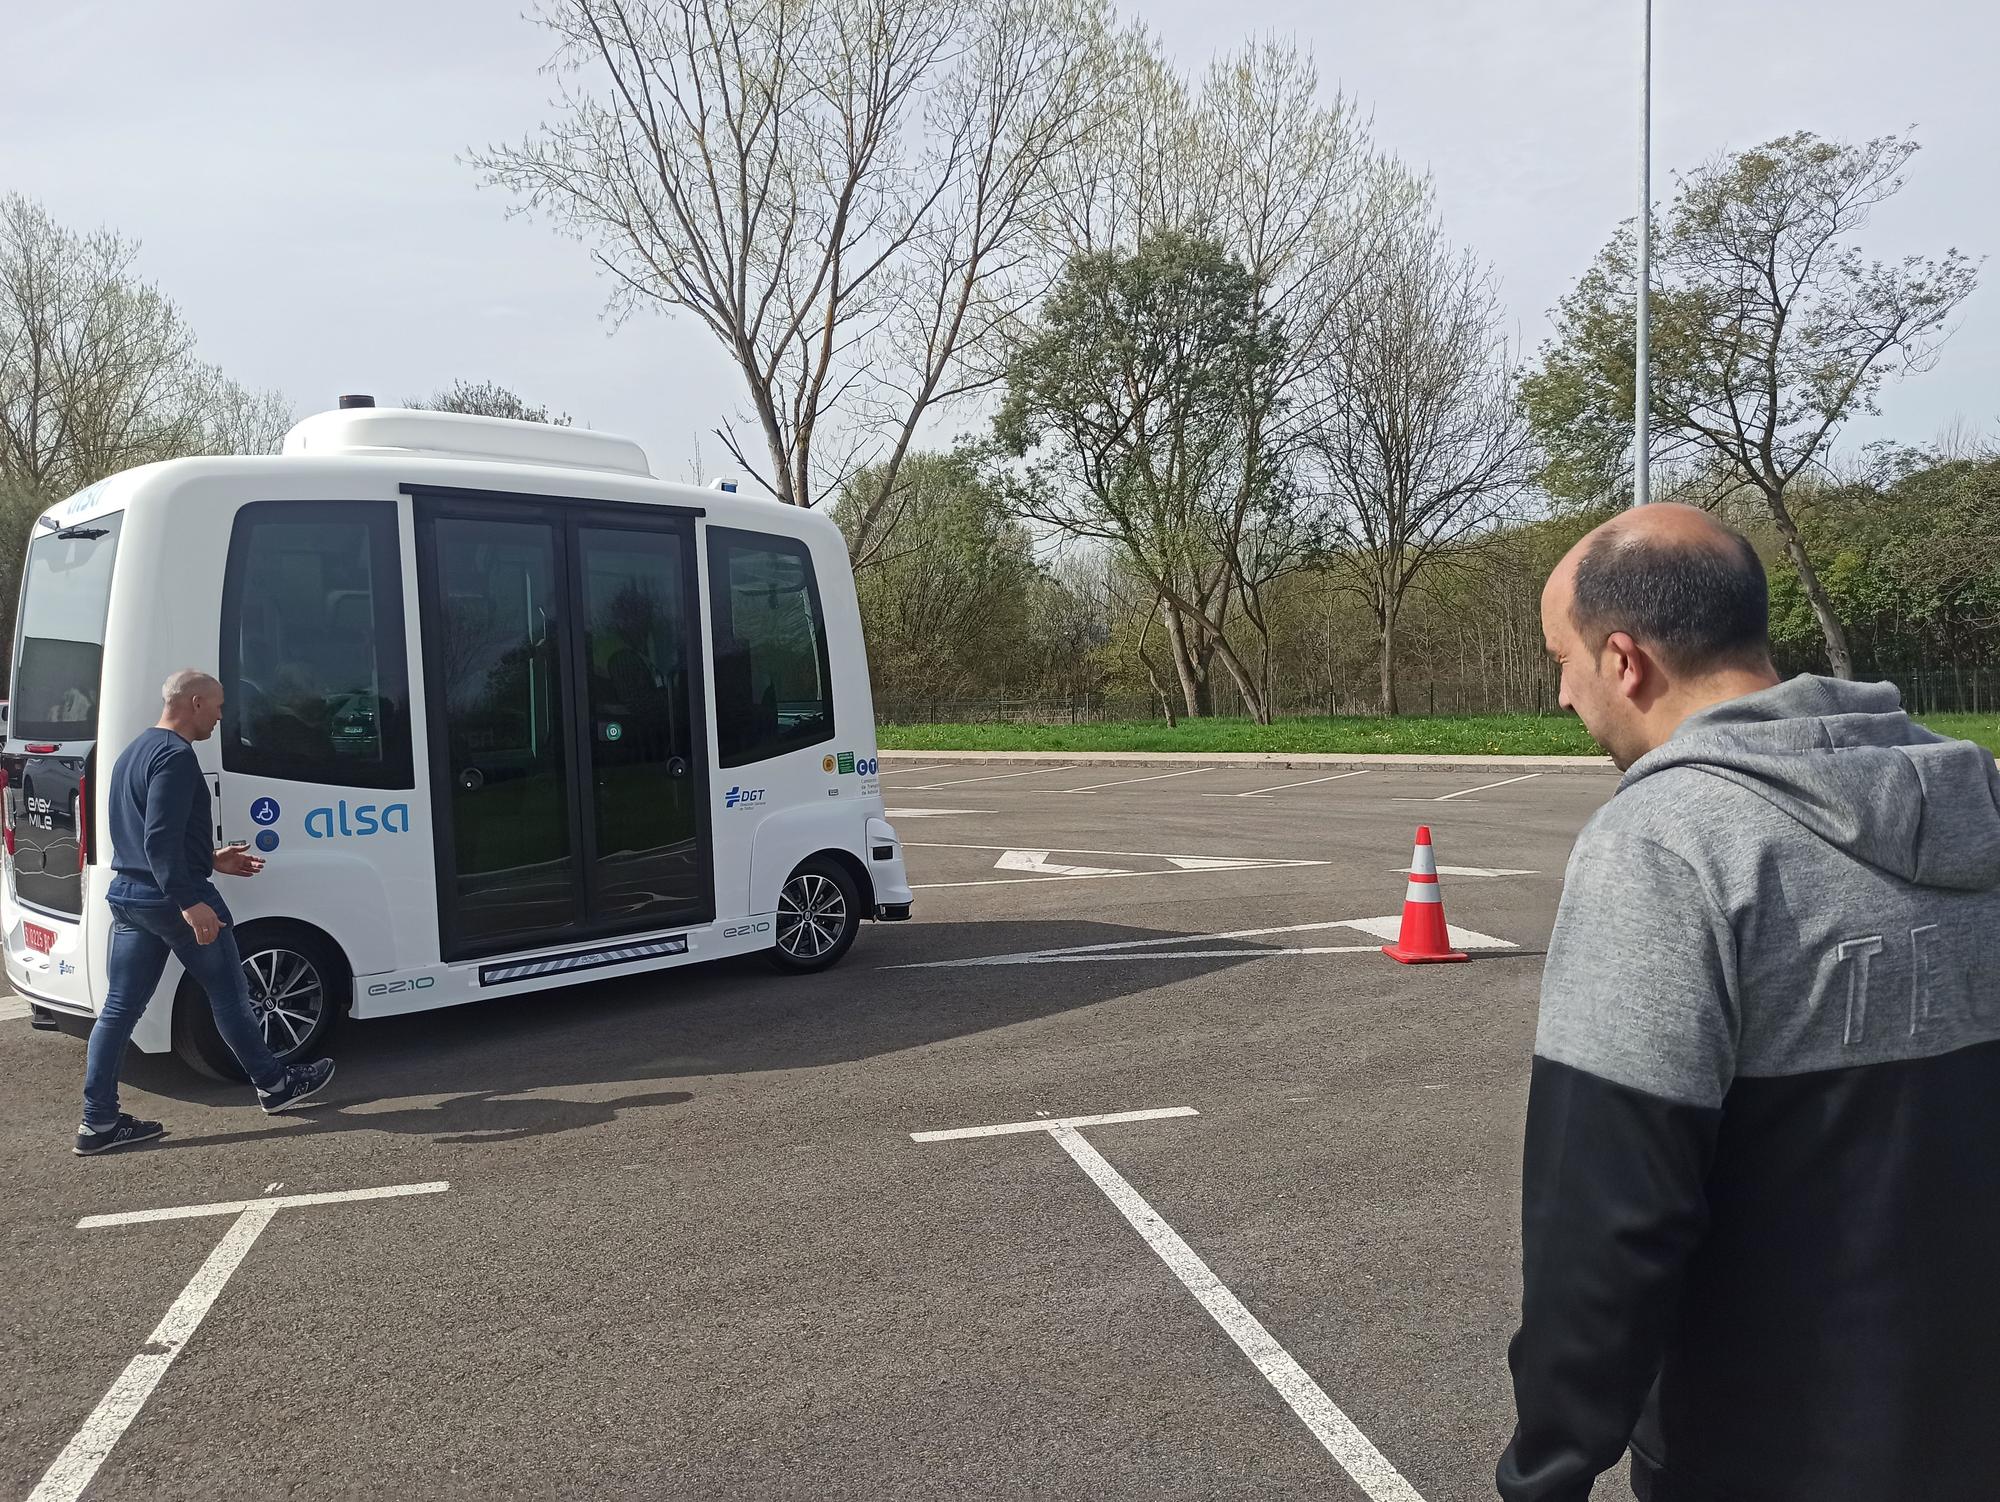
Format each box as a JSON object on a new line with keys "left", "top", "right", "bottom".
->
{"left": 724, "top": 786, "right": 767, "bottom": 809}
{"left": 305, "top": 801, "right": 411, "bottom": 838}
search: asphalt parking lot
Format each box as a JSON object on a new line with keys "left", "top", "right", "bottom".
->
{"left": 1, "top": 758, "right": 1628, "bottom": 1502}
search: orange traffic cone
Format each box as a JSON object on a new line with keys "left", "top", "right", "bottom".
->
{"left": 1382, "top": 825, "right": 1468, "bottom": 964}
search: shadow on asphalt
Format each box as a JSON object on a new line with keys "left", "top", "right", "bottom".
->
{"left": 99, "top": 919, "right": 1270, "bottom": 1143}
{"left": 118, "top": 1087, "right": 700, "bottom": 1154}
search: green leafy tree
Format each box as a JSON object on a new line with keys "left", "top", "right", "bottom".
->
{"left": 992, "top": 230, "right": 1287, "bottom": 719}
{"left": 828, "top": 451, "right": 1042, "bottom": 705}
{"left": 1762, "top": 450, "right": 2000, "bottom": 679}
{"left": 1521, "top": 133, "right": 1980, "bottom": 677}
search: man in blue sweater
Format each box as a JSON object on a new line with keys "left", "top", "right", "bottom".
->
{"left": 76, "top": 670, "right": 335, "bottom": 1154}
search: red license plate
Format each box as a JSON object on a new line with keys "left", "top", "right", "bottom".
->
{"left": 24, "top": 922, "right": 55, "bottom": 954}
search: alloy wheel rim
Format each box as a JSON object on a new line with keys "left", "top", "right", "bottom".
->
{"left": 776, "top": 873, "right": 847, "bottom": 959}
{"left": 242, "top": 947, "right": 326, "bottom": 1056}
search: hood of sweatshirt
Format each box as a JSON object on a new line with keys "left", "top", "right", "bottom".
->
{"left": 1621, "top": 675, "right": 2000, "bottom": 892}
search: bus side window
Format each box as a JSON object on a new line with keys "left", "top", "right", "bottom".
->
{"left": 219, "top": 502, "right": 414, "bottom": 790}
{"left": 707, "top": 529, "right": 834, "bottom": 769}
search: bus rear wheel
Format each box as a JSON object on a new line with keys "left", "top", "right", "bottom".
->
{"left": 172, "top": 924, "right": 345, "bottom": 1081}
{"left": 768, "top": 857, "right": 861, "bottom": 974}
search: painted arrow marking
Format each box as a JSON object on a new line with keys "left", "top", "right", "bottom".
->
{"left": 994, "top": 849, "right": 1129, "bottom": 877}
{"left": 906, "top": 842, "right": 1330, "bottom": 892}
{"left": 1398, "top": 864, "right": 1535, "bottom": 878}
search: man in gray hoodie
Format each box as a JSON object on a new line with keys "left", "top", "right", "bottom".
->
{"left": 1497, "top": 503, "right": 2000, "bottom": 1501}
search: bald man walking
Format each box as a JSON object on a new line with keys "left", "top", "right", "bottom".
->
{"left": 74, "top": 670, "right": 335, "bottom": 1155}
{"left": 1497, "top": 506, "right": 2000, "bottom": 1501}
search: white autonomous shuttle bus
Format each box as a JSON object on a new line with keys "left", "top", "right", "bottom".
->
{"left": 3, "top": 402, "right": 911, "bottom": 1076}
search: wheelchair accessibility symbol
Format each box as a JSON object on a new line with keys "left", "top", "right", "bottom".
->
{"left": 250, "top": 797, "right": 281, "bottom": 826}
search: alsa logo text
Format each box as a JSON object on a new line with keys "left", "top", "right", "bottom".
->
{"left": 306, "top": 801, "right": 411, "bottom": 838}
{"left": 723, "top": 786, "right": 766, "bottom": 809}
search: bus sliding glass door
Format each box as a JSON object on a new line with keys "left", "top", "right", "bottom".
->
{"left": 414, "top": 495, "right": 710, "bottom": 961}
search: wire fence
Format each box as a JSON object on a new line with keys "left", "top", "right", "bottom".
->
{"left": 1888, "top": 667, "right": 2000, "bottom": 716}
{"left": 875, "top": 681, "right": 1564, "bottom": 725}
{"left": 878, "top": 666, "right": 2000, "bottom": 725}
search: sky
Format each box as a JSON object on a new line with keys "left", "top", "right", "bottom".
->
{"left": 5, "top": 0, "right": 1995, "bottom": 481}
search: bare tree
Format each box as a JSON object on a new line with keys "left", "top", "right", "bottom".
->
{"left": 0, "top": 193, "right": 289, "bottom": 496}
{"left": 476, "top": 0, "right": 1108, "bottom": 560}
{"left": 1523, "top": 133, "right": 1981, "bottom": 678}
{"left": 1931, "top": 413, "right": 1998, "bottom": 463}
{"left": 0, "top": 194, "right": 290, "bottom": 679}
{"left": 1312, "top": 213, "right": 1531, "bottom": 714}
{"left": 201, "top": 380, "right": 295, "bottom": 456}
{"left": 409, "top": 379, "right": 572, "bottom": 424}
{"left": 1039, "top": 20, "right": 1203, "bottom": 258}
{"left": 1198, "top": 44, "right": 1402, "bottom": 720}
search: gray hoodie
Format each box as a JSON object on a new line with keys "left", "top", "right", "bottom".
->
{"left": 1499, "top": 676, "right": 2000, "bottom": 1502}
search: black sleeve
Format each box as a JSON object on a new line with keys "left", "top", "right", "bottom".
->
{"left": 1495, "top": 1056, "right": 1720, "bottom": 1502}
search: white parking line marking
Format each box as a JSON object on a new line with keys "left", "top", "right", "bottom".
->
{"left": 912, "top": 841, "right": 1313, "bottom": 862}
{"left": 890, "top": 918, "right": 1515, "bottom": 968}
{"left": 885, "top": 808, "right": 998, "bottom": 819}
{"left": 912, "top": 1112, "right": 1425, "bottom": 1502}
{"left": 903, "top": 766, "right": 1072, "bottom": 790}
{"left": 32, "top": 1183, "right": 449, "bottom": 1502}
{"left": 1203, "top": 770, "right": 1371, "bottom": 799}
{"left": 0, "top": 997, "right": 31, "bottom": 1022}
{"left": 30, "top": 1206, "right": 282, "bottom": 1502}
{"left": 1432, "top": 773, "right": 1543, "bottom": 802}
{"left": 78, "top": 1180, "right": 451, "bottom": 1228}
{"left": 877, "top": 763, "right": 956, "bottom": 778}
{"left": 920, "top": 945, "right": 1389, "bottom": 964}
{"left": 913, "top": 866, "right": 1324, "bottom": 891}
{"left": 1057, "top": 768, "right": 1211, "bottom": 793}
{"left": 913, "top": 1106, "right": 1198, "bottom": 1142}
{"left": 975, "top": 919, "right": 1378, "bottom": 955}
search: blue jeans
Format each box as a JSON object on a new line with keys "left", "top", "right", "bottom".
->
{"left": 82, "top": 891, "right": 288, "bottom": 1128}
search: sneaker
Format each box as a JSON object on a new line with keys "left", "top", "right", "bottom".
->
{"left": 260, "top": 1058, "right": 336, "bottom": 1114}
{"left": 75, "top": 1114, "right": 166, "bottom": 1156}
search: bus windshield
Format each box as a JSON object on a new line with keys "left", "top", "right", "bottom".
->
{"left": 11, "top": 514, "right": 124, "bottom": 744}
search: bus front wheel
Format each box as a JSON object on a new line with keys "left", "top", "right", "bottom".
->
{"left": 768, "top": 856, "right": 861, "bottom": 974}
{"left": 172, "top": 923, "right": 347, "bottom": 1081}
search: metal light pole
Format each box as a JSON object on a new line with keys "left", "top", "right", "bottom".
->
{"left": 1634, "top": 0, "right": 1652, "bottom": 506}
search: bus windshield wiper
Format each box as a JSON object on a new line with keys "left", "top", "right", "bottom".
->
{"left": 36, "top": 515, "right": 108, "bottom": 539}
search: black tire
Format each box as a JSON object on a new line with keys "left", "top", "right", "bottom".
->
{"left": 767, "top": 856, "right": 862, "bottom": 974}
{"left": 172, "top": 923, "right": 346, "bottom": 1081}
